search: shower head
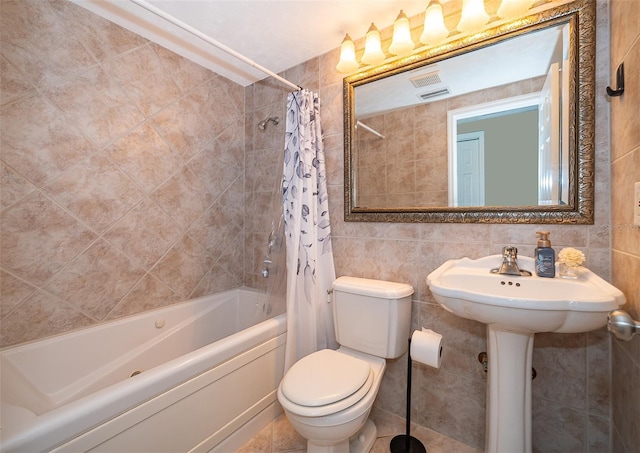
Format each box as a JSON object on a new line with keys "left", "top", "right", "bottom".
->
{"left": 258, "top": 116, "right": 280, "bottom": 131}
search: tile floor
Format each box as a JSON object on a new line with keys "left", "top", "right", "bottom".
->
{"left": 237, "top": 406, "right": 482, "bottom": 453}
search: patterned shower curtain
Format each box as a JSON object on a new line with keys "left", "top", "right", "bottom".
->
{"left": 282, "top": 89, "right": 337, "bottom": 372}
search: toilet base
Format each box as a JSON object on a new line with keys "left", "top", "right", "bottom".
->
{"left": 350, "top": 419, "right": 377, "bottom": 453}
{"left": 307, "top": 419, "right": 377, "bottom": 453}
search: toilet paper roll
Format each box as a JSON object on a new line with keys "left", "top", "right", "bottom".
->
{"left": 410, "top": 328, "right": 443, "bottom": 369}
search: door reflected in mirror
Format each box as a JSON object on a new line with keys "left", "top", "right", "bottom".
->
{"left": 450, "top": 91, "right": 567, "bottom": 208}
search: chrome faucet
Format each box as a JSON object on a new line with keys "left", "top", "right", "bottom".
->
{"left": 491, "top": 246, "right": 532, "bottom": 276}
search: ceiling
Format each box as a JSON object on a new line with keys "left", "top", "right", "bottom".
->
{"left": 71, "top": 0, "right": 431, "bottom": 87}
{"left": 356, "top": 23, "right": 564, "bottom": 116}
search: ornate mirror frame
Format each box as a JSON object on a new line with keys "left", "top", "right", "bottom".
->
{"left": 343, "top": 0, "right": 595, "bottom": 223}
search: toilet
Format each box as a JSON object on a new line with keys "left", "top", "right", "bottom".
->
{"left": 277, "top": 276, "right": 413, "bottom": 453}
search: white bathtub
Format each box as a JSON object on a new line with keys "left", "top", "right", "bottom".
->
{"left": 0, "top": 287, "right": 287, "bottom": 452}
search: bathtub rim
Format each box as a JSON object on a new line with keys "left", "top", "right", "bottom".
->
{"left": 0, "top": 286, "right": 263, "bottom": 353}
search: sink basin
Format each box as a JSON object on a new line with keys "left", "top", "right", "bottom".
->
{"left": 427, "top": 254, "right": 625, "bottom": 334}
{"left": 426, "top": 254, "right": 625, "bottom": 453}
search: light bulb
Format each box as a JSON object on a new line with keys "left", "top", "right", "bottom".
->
{"left": 336, "top": 34, "right": 359, "bottom": 74}
{"left": 457, "top": 0, "right": 490, "bottom": 34}
{"left": 389, "top": 10, "right": 414, "bottom": 57}
{"left": 497, "top": 0, "right": 534, "bottom": 19}
{"left": 361, "top": 23, "right": 385, "bottom": 66}
{"left": 420, "top": 0, "right": 449, "bottom": 45}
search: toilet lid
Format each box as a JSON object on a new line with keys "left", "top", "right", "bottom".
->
{"left": 281, "top": 349, "right": 371, "bottom": 407}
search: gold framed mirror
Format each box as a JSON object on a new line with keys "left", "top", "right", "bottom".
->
{"left": 344, "top": 0, "right": 595, "bottom": 223}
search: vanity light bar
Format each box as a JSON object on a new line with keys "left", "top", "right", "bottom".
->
{"left": 336, "top": 0, "right": 537, "bottom": 74}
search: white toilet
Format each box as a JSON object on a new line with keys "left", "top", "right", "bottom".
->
{"left": 277, "top": 276, "right": 413, "bottom": 453}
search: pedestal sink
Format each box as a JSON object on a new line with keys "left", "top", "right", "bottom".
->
{"left": 427, "top": 255, "right": 625, "bottom": 453}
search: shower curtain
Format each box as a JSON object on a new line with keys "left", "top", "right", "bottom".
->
{"left": 282, "top": 89, "right": 337, "bottom": 371}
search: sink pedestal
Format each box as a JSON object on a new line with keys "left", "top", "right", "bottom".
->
{"left": 486, "top": 325, "right": 534, "bottom": 453}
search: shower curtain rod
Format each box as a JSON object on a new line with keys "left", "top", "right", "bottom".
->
{"left": 129, "top": 0, "right": 303, "bottom": 92}
{"left": 356, "top": 121, "right": 385, "bottom": 139}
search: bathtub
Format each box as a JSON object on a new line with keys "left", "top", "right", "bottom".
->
{"left": 0, "top": 287, "right": 287, "bottom": 452}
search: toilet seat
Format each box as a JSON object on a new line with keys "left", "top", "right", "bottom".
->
{"left": 280, "top": 349, "right": 374, "bottom": 417}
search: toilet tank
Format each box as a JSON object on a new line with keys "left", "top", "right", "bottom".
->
{"left": 332, "top": 276, "right": 413, "bottom": 359}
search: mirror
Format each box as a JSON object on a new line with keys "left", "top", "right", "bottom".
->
{"left": 344, "top": 0, "right": 595, "bottom": 223}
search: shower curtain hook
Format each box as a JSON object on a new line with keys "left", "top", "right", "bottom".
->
{"left": 606, "top": 63, "right": 624, "bottom": 97}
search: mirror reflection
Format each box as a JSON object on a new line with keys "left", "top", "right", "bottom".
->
{"left": 353, "top": 22, "right": 569, "bottom": 209}
{"left": 345, "top": 0, "right": 595, "bottom": 223}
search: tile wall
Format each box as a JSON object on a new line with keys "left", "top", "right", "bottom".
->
{"left": 609, "top": 0, "right": 640, "bottom": 451}
{"left": 243, "top": 76, "right": 292, "bottom": 290}
{"left": 0, "top": 0, "right": 245, "bottom": 347}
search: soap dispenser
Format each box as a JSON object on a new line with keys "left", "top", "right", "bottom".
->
{"left": 535, "top": 231, "right": 555, "bottom": 278}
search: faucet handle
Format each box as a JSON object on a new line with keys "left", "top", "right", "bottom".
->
{"left": 503, "top": 246, "right": 518, "bottom": 258}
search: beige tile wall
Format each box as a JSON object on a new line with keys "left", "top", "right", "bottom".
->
{"left": 356, "top": 105, "right": 449, "bottom": 208}
{"left": 0, "top": 0, "right": 245, "bottom": 347}
{"left": 243, "top": 77, "right": 291, "bottom": 290}
{"left": 609, "top": 0, "right": 640, "bottom": 451}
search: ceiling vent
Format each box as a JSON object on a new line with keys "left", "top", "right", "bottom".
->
{"left": 410, "top": 71, "right": 442, "bottom": 88}
{"left": 418, "top": 87, "right": 451, "bottom": 100}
